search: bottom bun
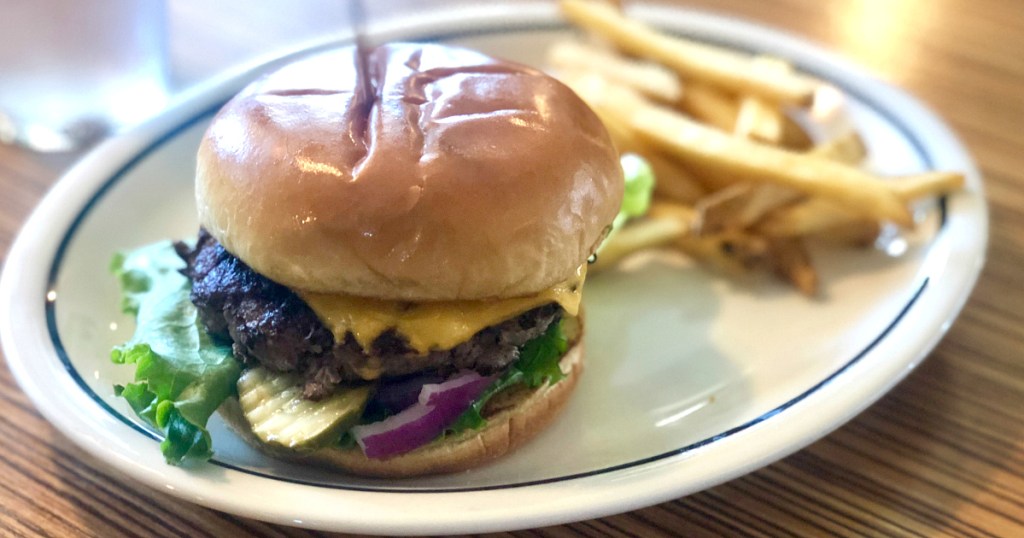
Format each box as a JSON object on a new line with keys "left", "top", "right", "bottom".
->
{"left": 219, "top": 321, "right": 584, "bottom": 478}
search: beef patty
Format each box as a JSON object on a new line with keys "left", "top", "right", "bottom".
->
{"left": 176, "top": 230, "right": 561, "bottom": 399}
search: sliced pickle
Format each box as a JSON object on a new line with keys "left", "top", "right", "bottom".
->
{"left": 237, "top": 367, "right": 372, "bottom": 450}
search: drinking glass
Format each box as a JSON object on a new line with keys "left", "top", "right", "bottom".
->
{"left": 0, "top": 1, "right": 169, "bottom": 152}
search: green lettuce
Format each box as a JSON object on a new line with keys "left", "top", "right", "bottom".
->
{"left": 613, "top": 153, "right": 656, "bottom": 230}
{"left": 598, "top": 153, "right": 657, "bottom": 257}
{"left": 110, "top": 242, "right": 241, "bottom": 464}
{"left": 447, "top": 320, "right": 568, "bottom": 434}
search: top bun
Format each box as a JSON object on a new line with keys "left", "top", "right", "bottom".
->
{"left": 196, "top": 43, "right": 622, "bottom": 300}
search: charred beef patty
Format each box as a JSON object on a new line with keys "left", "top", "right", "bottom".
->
{"left": 176, "top": 230, "right": 561, "bottom": 399}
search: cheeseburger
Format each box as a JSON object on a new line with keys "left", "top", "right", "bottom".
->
{"left": 171, "top": 42, "right": 621, "bottom": 477}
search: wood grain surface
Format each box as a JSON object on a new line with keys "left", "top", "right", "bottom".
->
{"left": 1, "top": 0, "right": 1022, "bottom": 536}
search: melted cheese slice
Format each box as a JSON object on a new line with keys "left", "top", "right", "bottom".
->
{"left": 298, "top": 265, "right": 586, "bottom": 357}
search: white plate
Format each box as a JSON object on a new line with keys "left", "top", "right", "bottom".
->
{"left": 0, "top": 4, "right": 987, "bottom": 535}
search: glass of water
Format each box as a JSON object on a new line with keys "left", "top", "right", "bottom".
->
{"left": 0, "top": 1, "right": 169, "bottom": 152}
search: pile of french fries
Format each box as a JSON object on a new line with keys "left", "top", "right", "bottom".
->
{"left": 553, "top": 0, "right": 964, "bottom": 296}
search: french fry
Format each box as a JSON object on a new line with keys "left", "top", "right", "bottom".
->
{"left": 583, "top": 88, "right": 643, "bottom": 151}
{"left": 559, "top": 70, "right": 649, "bottom": 154}
{"left": 736, "top": 185, "right": 803, "bottom": 227}
{"left": 558, "top": 0, "right": 821, "bottom": 105}
{"left": 548, "top": 5, "right": 965, "bottom": 295}
{"left": 678, "top": 231, "right": 769, "bottom": 276}
{"left": 648, "top": 200, "right": 698, "bottom": 222}
{"left": 733, "top": 56, "right": 791, "bottom": 143}
{"left": 649, "top": 201, "right": 768, "bottom": 274}
{"left": 646, "top": 152, "right": 706, "bottom": 204}
{"left": 812, "top": 219, "right": 882, "bottom": 247}
{"left": 558, "top": 71, "right": 707, "bottom": 203}
{"left": 766, "top": 238, "right": 818, "bottom": 296}
{"left": 693, "top": 183, "right": 756, "bottom": 234}
{"left": 568, "top": 72, "right": 908, "bottom": 232}
{"left": 735, "top": 96, "right": 782, "bottom": 143}
{"left": 757, "top": 197, "right": 860, "bottom": 237}
{"left": 548, "top": 40, "right": 683, "bottom": 102}
{"left": 628, "top": 103, "right": 914, "bottom": 226}
{"left": 810, "top": 130, "right": 868, "bottom": 165}
{"left": 736, "top": 193, "right": 882, "bottom": 247}
{"left": 695, "top": 183, "right": 802, "bottom": 234}
{"left": 592, "top": 210, "right": 692, "bottom": 271}
{"left": 758, "top": 170, "right": 965, "bottom": 237}
{"left": 561, "top": 73, "right": 737, "bottom": 192}
{"left": 678, "top": 82, "right": 738, "bottom": 131}
{"left": 889, "top": 171, "right": 965, "bottom": 201}
{"left": 779, "top": 112, "right": 814, "bottom": 150}
{"left": 557, "top": 70, "right": 650, "bottom": 127}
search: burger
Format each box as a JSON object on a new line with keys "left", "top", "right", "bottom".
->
{"left": 113, "top": 42, "right": 622, "bottom": 477}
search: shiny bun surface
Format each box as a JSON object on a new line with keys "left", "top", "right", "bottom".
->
{"left": 197, "top": 43, "right": 622, "bottom": 299}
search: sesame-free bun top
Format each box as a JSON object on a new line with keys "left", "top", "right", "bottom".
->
{"left": 196, "top": 43, "right": 622, "bottom": 301}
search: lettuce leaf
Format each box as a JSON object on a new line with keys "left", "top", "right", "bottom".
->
{"left": 110, "top": 242, "right": 241, "bottom": 464}
{"left": 613, "top": 153, "right": 656, "bottom": 230}
{"left": 597, "top": 153, "right": 657, "bottom": 256}
{"left": 447, "top": 320, "right": 568, "bottom": 433}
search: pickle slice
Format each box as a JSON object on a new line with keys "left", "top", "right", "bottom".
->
{"left": 237, "top": 367, "right": 372, "bottom": 450}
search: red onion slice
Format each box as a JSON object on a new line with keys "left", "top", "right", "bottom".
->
{"left": 351, "top": 370, "right": 495, "bottom": 459}
{"left": 419, "top": 370, "right": 494, "bottom": 406}
{"left": 373, "top": 373, "right": 446, "bottom": 414}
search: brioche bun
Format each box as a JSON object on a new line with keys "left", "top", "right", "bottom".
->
{"left": 219, "top": 324, "right": 584, "bottom": 478}
{"left": 196, "top": 43, "right": 622, "bottom": 301}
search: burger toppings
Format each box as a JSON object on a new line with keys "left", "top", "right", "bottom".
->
{"left": 110, "top": 239, "right": 578, "bottom": 464}
{"left": 178, "top": 230, "right": 565, "bottom": 398}
{"left": 297, "top": 264, "right": 584, "bottom": 355}
{"left": 238, "top": 367, "right": 372, "bottom": 450}
{"left": 110, "top": 242, "right": 240, "bottom": 464}
{"left": 351, "top": 371, "right": 495, "bottom": 459}
{"left": 349, "top": 314, "right": 570, "bottom": 459}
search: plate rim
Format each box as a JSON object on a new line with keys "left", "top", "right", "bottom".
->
{"left": 0, "top": 5, "right": 987, "bottom": 534}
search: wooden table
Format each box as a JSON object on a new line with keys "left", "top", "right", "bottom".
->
{"left": 1, "top": 0, "right": 1021, "bottom": 535}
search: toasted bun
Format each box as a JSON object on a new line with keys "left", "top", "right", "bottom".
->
{"left": 196, "top": 43, "right": 622, "bottom": 300}
{"left": 219, "top": 319, "right": 584, "bottom": 478}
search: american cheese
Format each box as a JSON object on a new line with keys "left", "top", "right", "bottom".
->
{"left": 298, "top": 265, "right": 586, "bottom": 357}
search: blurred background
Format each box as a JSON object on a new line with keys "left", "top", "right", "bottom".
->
{"left": 0, "top": 0, "right": 538, "bottom": 152}
{"left": 0, "top": 0, "right": 346, "bottom": 151}
{"left": 0, "top": 0, "right": 963, "bottom": 153}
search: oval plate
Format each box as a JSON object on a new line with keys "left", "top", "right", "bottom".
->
{"left": 0, "top": 4, "right": 986, "bottom": 535}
